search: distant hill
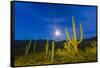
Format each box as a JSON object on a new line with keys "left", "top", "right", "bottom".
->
{"left": 14, "top": 36, "right": 97, "bottom": 56}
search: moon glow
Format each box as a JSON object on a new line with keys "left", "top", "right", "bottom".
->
{"left": 55, "top": 30, "right": 61, "bottom": 36}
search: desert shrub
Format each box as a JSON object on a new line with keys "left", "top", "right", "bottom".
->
{"left": 15, "top": 40, "right": 97, "bottom": 66}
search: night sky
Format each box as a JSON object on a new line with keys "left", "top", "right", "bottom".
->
{"left": 14, "top": 2, "right": 97, "bottom": 41}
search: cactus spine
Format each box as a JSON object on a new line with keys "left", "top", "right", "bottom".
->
{"left": 45, "top": 39, "right": 49, "bottom": 57}
{"left": 50, "top": 41, "right": 55, "bottom": 63}
{"left": 33, "top": 40, "right": 37, "bottom": 52}
{"left": 25, "top": 40, "right": 32, "bottom": 55}
{"left": 66, "top": 16, "right": 83, "bottom": 52}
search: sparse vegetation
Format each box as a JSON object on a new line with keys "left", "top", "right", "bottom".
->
{"left": 14, "top": 16, "right": 97, "bottom": 66}
{"left": 15, "top": 39, "right": 97, "bottom": 66}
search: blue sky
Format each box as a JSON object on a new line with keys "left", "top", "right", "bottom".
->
{"left": 14, "top": 2, "right": 97, "bottom": 41}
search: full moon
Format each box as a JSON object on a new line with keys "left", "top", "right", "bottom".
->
{"left": 55, "top": 30, "right": 60, "bottom": 36}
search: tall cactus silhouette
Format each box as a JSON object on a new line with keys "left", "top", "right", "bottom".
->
{"left": 48, "top": 50, "right": 51, "bottom": 61}
{"left": 25, "top": 40, "right": 32, "bottom": 55}
{"left": 66, "top": 16, "right": 83, "bottom": 52}
{"left": 45, "top": 39, "right": 49, "bottom": 57}
{"left": 33, "top": 40, "right": 37, "bottom": 52}
{"left": 50, "top": 41, "right": 55, "bottom": 63}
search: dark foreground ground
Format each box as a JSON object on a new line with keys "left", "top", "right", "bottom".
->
{"left": 13, "top": 37, "right": 97, "bottom": 66}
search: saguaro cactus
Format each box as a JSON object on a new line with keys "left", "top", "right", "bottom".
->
{"left": 48, "top": 50, "right": 51, "bottom": 61}
{"left": 45, "top": 39, "right": 49, "bottom": 57}
{"left": 33, "top": 40, "right": 37, "bottom": 52}
{"left": 25, "top": 40, "right": 32, "bottom": 55}
{"left": 50, "top": 41, "right": 55, "bottom": 63}
{"left": 66, "top": 16, "right": 83, "bottom": 52}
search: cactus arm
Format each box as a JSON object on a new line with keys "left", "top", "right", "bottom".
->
{"left": 25, "top": 40, "right": 32, "bottom": 56}
{"left": 66, "top": 27, "right": 72, "bottom": 44}
{"left": 46, "top": 39, "right": 49, "bottom": 57}
{"left": 25, "top": 45, "right": 28, "bottom": 55}
{"left": 78, "top": 23, "right": 83, "bottom": 44}
{"left": 25, "top": 45, "right": 28, "bottom": 51}
{"left": 50, "top": 41, "right": 55, "bottom": 63}
{"left": 48, "top": 50, "right": 51, "bottom": 61}
{"left": 72, "top": 16, "right": 77, "bottom": 41}
{"left": 34, "top": 40, "right": 37, "bottom": 52}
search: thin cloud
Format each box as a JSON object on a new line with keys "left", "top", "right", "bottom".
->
{"left": 43, "top": 17, "right": 66, "bottom": 23}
